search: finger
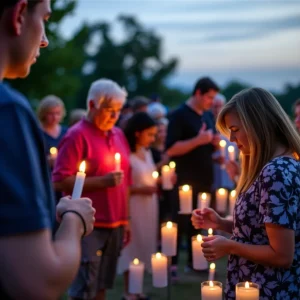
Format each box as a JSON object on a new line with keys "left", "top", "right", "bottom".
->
{"left": 200, "top": 123, "right": 207, "bottom": 132}
{"left": 202, "top": 236, "right": 216, "bottom": 242}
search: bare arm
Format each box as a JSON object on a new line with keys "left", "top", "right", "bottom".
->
{"left": 166, "top": 137, "right": 203, "bottom": 157}
{"left": 0, "top": 214, "right": 84, "bottom": 300}
{"left": 218, "top": 217, "right": 234, "bottom": 234}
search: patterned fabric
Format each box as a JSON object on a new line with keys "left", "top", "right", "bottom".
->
{"left": 226, "top": 157, "right": 300, "bottom": 300}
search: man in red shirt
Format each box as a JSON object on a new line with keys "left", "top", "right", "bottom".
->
{"left": 53, "top": 78, "right": 131, "bottom": 300}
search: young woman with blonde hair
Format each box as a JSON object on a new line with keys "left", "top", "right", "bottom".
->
{"left": 191, "top": 87, "right": 300, "bottom": 299}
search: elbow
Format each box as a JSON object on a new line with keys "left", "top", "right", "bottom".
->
{"left": 279, "top": 257, "right": 293, "bottom": 269}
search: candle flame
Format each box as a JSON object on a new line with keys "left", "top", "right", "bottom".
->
{"left": 209, "top": 281, "right": 214, "bottom": 287}
{"left": 208, "top": 228, "right": 213, "bottom": 236}
{"left": 210, "top": 263, "right": 216, "bottom": 270}
{"left": 162, "top": 165, "right": 170, "bottom": 172}
{"left": 169, "top": 161, "right": 176, "bottom": 169}
{"left": 152, "top": 171, "right": 159, "bottom": 179}
{"left": 79, "top": 161, "right": 86, "bottom": 173}
{"left": 228, "top": 145, "right": 235, "bottom": 153}
{"left": 197, "top": 234, "right": 202, "bottom": 242}
{"left": 201, "top": 193, "right": 207, "bottom": 200}
{"left": 166, "top": 221, "right": 173, "bottom": 229}
{"left": 219, "top": 140, "right": 227, "bottom": 147}
{"left": 156, "top": 252, "right": 162, "bottom": 259}
{"left": 218, "top": 188, "right": 226, "bottom": 195}
{"left": 133, "top": 258, "right": 139, "bottom": 265}
{"left": 114, "top": 152, "right": 121, "bottom": 161}
{"left": 230, "top": 190, "right": 236, "bottom": 197}
{"left": 245, "top": 281, "right": 250, "bottom": 288}
{"left": 50, "top": 147, "right": 57, "bottom": 155}
{"left": 182, "top": 184, "right": 190, "bottom": 192}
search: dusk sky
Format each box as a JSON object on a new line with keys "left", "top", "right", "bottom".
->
{"left": 61, "top": 0, "right": 300, "bottom": 92}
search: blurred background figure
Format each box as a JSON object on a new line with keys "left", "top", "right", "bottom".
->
{"left": 117, "top": 102, "right": 133, "bottom": 130}
{"left": 148, "top": 102, "right": 168, "bottom": 121}
{"left": 131, "top": 96, "right": 150, "bottom": 113}
{"left": 293, "top": 99, "right": 300, "bottom": 133}
{"left": 68, "top": 108, "right": 87, "bottom": 127}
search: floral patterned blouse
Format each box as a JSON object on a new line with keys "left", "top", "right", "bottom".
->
{"left": 225, "top": 157, "right": 300, "bottom": 300}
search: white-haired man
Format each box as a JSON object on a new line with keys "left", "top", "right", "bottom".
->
{"left": 53, "top": 79, "right": 131, "bottom": 300}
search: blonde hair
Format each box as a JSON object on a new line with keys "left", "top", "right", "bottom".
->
{"left": 37, "top": 95, "right": 66, "bottom": 123}
{"left": 217, "top": 87, "right": 300, "bottom": 194}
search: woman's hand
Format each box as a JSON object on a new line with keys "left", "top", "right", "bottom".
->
{"left": 191, "top": 208, "right": 222, "bottom": 230}
{"left": 201, "top": 235, "right": 232, "bottom": 261}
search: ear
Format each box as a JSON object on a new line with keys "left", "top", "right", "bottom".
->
{"left": 10, "top": 0, "right": 27, "bottom": 36}
{"left": 88, "top": 100, "right": 96, "bottom": 110}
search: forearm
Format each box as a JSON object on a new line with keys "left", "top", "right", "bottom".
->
{"left": 167, "top": 137, "right": 200, "bottom": 157}
{"left": 130, "top": 186, "right": 145, "bottom": 195}
{"left": 218, "top": 217, "right": 233, "bottom": 233}
{"left": 228, "top": 240, "right": 292, "bottom": 268}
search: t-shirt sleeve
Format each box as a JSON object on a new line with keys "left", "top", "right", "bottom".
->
{"left": 0, "top": 104, "right": 52, "bottom": 236}
{"left": 166, "top": 111, "right": 183, "bottom": 149}
{"left": 260, "top": 163, "right": 298, "bottom": 230}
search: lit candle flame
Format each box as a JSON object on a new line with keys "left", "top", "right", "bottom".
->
{"left": 218, "top": 188, "right": 226, "bottom": 195}
{"left": 156, "top": 252, "right": 162, "bottom": 259}
{"left": 115, "top": 152, "right": 121, "bottom": 161}
{"left": 162, "top": 165, "right": 170, "bottom": 172}
{"left": 245, "top": 281, "right": 250, "bottom": 288}
{"left": 152, "top": 171, "right": 159, "bottom": 179}
{"left": 166, "top": 221, "right": 173, "bottom": 229}
{"left": 197, "top": 234, "right": 202, "bottom": 242}
{"left": 50, "top": 147, "right": 57, "bottom": 155}
{"left": 219, "top": 140, "right": 227, "bottom": 147}
{"left": 209, "top": 281, "right": 214, "bottom": 287}
{"left": 210, "top": 263, "right": 216, "bottom": 270}
{"left": 133, "top": 258, "right": 139, "bottom": 265}
{"left": 182, "top": 185, "right": 190, "bottom": 192}
{"left": 230, "top": 190, "right": 236, "bottom": 197}
{"left": 79, "top": 161, "right": 86, "bottom": 173}
{"left": 169, "top": 161, "right": 176, "bottom": 169}
{"left": 201, "top": 193, "right": 207, "bottom": 200}
{"left": 208, "top": 228, "right": 213, "bottom": 236}
{"left": 228, "top": 145, "right": 235, "bottom": 153}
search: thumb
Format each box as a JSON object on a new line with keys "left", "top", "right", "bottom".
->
{"left": 200, "top": 122, "right": 207, "bottom": 132}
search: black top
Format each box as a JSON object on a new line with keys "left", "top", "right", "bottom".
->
{"left": 166, "top": 104, "right": 216, "bottom": 190}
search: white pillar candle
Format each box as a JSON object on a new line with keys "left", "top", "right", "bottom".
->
{"left": 229, "top": 190, "right": 237, "bottom": 216}
{"left": 49, "top": 147, "right": 58, "bottom": 160}
{"left": 161, "top": 221, "right": 178, "bottom": 257}
{"left": 161, "top": 165, "right": 173, "bottom": 190}
{"left": 179, "top": 184, "right": 192, "bottom": 214}
{"left": 115, "top": 152, "right": 121, "bottom": 171}
{"left": 219, "top": 140, "right": 227, "bottom": 169}
{"left": 208, "top": 263, "right": 216, "bottom": 281}
{"left": 236, "top": 281, "right": 259, "bottom": 300}
{"left": 169, "top": 161, "right": 176, "bottom": 175}
{"left": 201, "top": 281, "right": 223, "bottom": 300}
{"left": 129, "top": 258, "right": 145, "bottom": 295}
{"left": 197, "top": 192, "right": 211, "bottom": 210}
{"left": 192, "top": 235, "right": 208, "bottom": 270}
{"left": 151, "top": 253, "right": 167, "bottom": 288}
{"left": 216, "top": 188, "right": 228, "bottom": 213}
{"left": 208, "top": 228, "right": 213, "bottom": 237}
{"left": 228, "top": 145, "right": 235, "bottom": 161}
{"left": 72, "top": 161, "right": 86, "bottom": 199}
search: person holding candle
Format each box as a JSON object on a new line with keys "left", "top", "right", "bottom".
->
{"left": 191, "top": 87, "right": 300, "bottom": 299}
{"left": 166, "top": 77, "right": 220, "bottom": 275}
{"left": 0, "top": 1, "right": 96, "bottom": 299}
{"left": 118, "top": 112, "right": 159, "bottom": 300}
{"left": 53, "top": 79, "right": 131, "bottom": 300}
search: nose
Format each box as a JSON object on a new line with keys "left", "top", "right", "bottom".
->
{"left": 229, "top": 131, "right": 235, "bottom": 143}
{"left": 40, "top": 33, "right": 49, "bottom": 48}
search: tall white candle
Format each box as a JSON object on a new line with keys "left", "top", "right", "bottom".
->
{"left": 216, "top": 188, "right": 228, "bottom": 213}
{"left": 229, "top": 190, "right": 237, "bottom": 216}
{"left": 197, "top": 192, "right": 211, "bottom": 210}
{"left": 161, "top": 221, "right": 178, "bottom": 257}
{"left": 151, "top": 253, "right": 167, "bottom": 288}
{"left": 236, "top": 281, "right": 259, "bottom": 300}
{"left": 161, "top": 165, "right": 173, "bottom": 190}
{"left": 201, "top": 281, "right": 223, "bottom": 300}
{"left": 192, "top": 235, "right": 208, "bottom": 270}
{"left": 179, "top": 184, "right": 192, "bottom": 214}
{"left": 208, "top": 228, "right": 213, "bottom": 237}
{"left": 115, "top": 152, "right": 121, "bottom": 171}
{"left": 169, "top": 161, "right": 176, "bottom": 176}
{"left": 228, "top": 145, "right": 235, "bottom": 161}
{"left": 208, "top": 263, "right": 216, "bottom": 281}
{"left": 72, "top": 161, "right": 86, "bottom": 199}
{"left": 219, "top": 140, "right": 227, "bottom": 169}
{"left": 49, "top": 147, "right": 58, "bottom": 160}
{"left": 129, "top": 258, "right": 145, "bottom": 294}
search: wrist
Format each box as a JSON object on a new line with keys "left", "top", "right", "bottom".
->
{"left": 226, "top": 239, "right": 236, "bottom": 255}
{"left": 61, "top": 210, "right": 87, "bottom": 237}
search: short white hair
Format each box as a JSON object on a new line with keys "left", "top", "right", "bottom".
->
{"left": 86, "top": 78, "right": 127, "bottom": 109}
{"left": 214, "top": 93, "right": 226, "bottom": 104}
{"left": 148, "top": 102, "right": 167, "bottom": 120}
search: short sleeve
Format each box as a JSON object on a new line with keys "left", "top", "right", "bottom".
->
{"left": 260, "top": 162, "right": 298, "bottom": 230}
{"left": 166, "top": 110, "right": 183, "bottom": 149}
{"left": 0, "top": 104, "right": 52, "bottom": 236}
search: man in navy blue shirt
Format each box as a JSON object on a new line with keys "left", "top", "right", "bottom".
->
{"left": 0, "top": 1, "right": 95, "bottom": 299}
{"left": 166, "top": 77, "right": 220, "bottom": 275}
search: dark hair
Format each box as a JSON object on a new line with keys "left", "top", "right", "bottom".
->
{"left": 0, "top": 0, "right": 41, "bottom": 17}
{"left": 192, "top": 77, "right": 219, "bottom": 96}
{"left": 131, "top": 96, "right": 150, "bottom": 112}
{"left": 124, "top": 112, "right": 156, "bottom": 152}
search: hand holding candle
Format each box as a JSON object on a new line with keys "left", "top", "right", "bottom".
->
{"left": 72, "top": 161, "right": 86, "bottom": 199}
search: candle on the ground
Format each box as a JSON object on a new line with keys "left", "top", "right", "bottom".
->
{"left": 216, "top": 188, "right": 228, "bottom": 213}
{"left": 229, "top": 190, "right": 237, "bottom": 216}
{"left": 201, "top": 281, "right": 223, "bottom": 300}
{"left": 179, "top": 184, "right": 192, "bottom": 213}
{"left": 198, "top": 192, "right": 211, "bottom": 210}
{"left": 236, "top": 281, "right": 259, "bottom": 300}
{"left": 115, "top": 152, "right": 121, "bottom": 171}
{"left": 208, "top": 263, "right": 216, "bottom": 281}
{"left": 161, "top": 221, "right": 177, "bottom": 257}
{"left": 151, "top": 253, "right": 167, "bottom": 288}
{"left": 228, "top": 145, "right": 235, "bottom": 161}
{"left": 129, "top": 258, "right": 145, "bottom": 295}
{"left": 161, "top": 165, "right": 173, "bottom": 190}
{"left": 72, "top": 161, "right": 86, "bottom": 199}
{"left": 192, "top": 234, "right": 208, "bottom": 270}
